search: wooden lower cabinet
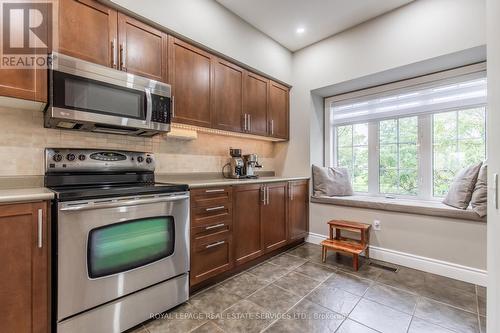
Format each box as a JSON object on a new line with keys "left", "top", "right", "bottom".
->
{"left": 288, "top": 180, "right": 309, "bottom": 241}
{"left": 191, "top": 230, "right": 233, "bottom": 286}
{"left": 0, "top": 201, "right": 49, "bottom": 333}
{"left": 233, "top": 184, "right": 264, "bottom": 265}
{"left": 190, "top": 181, "right": 309, "bottom": 287}
{"left": 262, "top": 182, "right": 288, "bottom": 252}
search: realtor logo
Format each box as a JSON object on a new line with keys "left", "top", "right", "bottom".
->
{"left": 1, "top": 0, "right": 54, "bottom": 68}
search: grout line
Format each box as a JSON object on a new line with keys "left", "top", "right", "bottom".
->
{"left": 259, "top": 259, "right": 339, "bottom": 332}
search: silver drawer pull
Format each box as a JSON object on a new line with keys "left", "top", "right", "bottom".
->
{"left": 205, "top": 240, "right": 225, "bottom": 249}
{"left": 205, "top": 223, "right": 225, "bottom": 230}
{"left": 37, "top": 208, "right": 43, "bottom": 248}
{"left": 206, "top": 206, "right": 225, "bottom": 212}
{"left": 205, "top": 189, "right": 225, "bottom": 193}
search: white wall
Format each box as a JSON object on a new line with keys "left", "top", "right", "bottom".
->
{"left": 108, "top": 0, "right": 292, "bottom": 83}
{"left": 486, "top": 0, "right": 500, "bottom": 328}
{"left": 279, "top": 0, "right": 487, "bottom": 275}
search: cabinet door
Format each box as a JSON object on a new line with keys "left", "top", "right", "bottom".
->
{"left": 191, "top": 230, "right": 233, "bottom": 286}
{"left": 212, "top": 58, "right": 244, "bottom": 132}
{"left": 244, "top": 72, "right": 269, "bottom": 136}
{"left": 117, "top": 13, "right": 167, "bottom": 82}
{"left": 268, "top": 81, "right": 289, "bottom": 139}
{"left": 288, "top": 180, "right": 309, "bottom": 241}
{"left": 59, "top": 0, "right": 118, "bottom": 68}
{"left": 262, "top": 182, "right": 288, "bottom": 252}
{"left": 233, "top": 184, "right": 264, "bottom": 265}
{"left": 169, "top": 37, "right": 212, "bottom": 127}
{"left": 0, "top": 202, "right": 49, "bottom": 333}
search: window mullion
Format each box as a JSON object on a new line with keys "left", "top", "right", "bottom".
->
{"left": 368, "top": 122, "right": 379, "bottom": 194}
{"left": 419, "top": 115, "right": 432, "bottom": 199}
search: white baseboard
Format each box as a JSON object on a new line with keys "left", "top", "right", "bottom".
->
{"left": 306, "top": 232, "right": 487, "bottom": 286}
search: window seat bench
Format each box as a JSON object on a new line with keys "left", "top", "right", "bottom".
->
{"left": 310, "top": 195, "right": 485, "bottom": 222}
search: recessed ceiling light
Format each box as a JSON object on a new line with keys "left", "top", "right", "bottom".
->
{"left": 296, "top": 27, "right": 305, "bottom": 34}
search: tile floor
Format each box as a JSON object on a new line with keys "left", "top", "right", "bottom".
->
{"left": 129, "top": 243, "right": 487, "bottom": 333}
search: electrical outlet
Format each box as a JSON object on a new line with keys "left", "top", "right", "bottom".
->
{"left": 373, "top": 220, "right": 381, "bottom": 231}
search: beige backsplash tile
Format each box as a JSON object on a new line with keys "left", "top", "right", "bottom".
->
{"left": 0, "top": 106, "right": 276, "bottom": 176}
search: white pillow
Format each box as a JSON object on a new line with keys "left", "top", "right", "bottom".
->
{"left": 470, "top": 162, "right": 487, "bottom": 217}
{"left": 443, "top": 162, "right": 482, "bottom": 210}
{"left": 312, "top": 165, "right": 353, "bottom": 197}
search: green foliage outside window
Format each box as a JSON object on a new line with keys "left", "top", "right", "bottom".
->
{"left": 433, "top": 108, "right": 486, "bottom": 197}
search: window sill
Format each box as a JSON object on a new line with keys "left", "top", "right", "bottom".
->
{"left": 310, "top": 195, "right": 485, "bottom": 222}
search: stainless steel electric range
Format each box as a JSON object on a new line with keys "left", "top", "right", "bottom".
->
{"left": 45, "top": 148, "right": 190, "bottom": 333}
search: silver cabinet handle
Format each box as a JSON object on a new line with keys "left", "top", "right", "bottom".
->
{"left": 37, "top": 208, "right": 43, "bottom": 248}
{"left": 261, "top": 186, "right": 265, "bottom": 204}
{"left": 248, "top": 114, "right": 251, "bottom": 131}
{"left": 171, "top": 96, "right": 175, "bottom": 118}
{"left": 119, "top": 44, "right": 126, "bottom": 71}
{"left": 205, "top": 189, "right": 224, "bottom": 193}
{"left": 270, "top": 120, "right": 274, "bottom": 135}
{"left": 205, "top": 206, "right": 225, "bottom": 212}
{"left": 266, "top": 186, "right": 270, "bottom": 205}
{"left": 206, "top": 240, "right": 225, "bottom": 249}
{"left": 111, "top": 38, "right": 117, "bottom": 68}
{"left": 205, "top": 223, "right": 225, "bottom": 230}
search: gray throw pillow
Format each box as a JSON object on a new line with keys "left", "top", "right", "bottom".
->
{"left": 443, "top": 162, "right": 482, "bottom": 209}
{"left": 312, "top": 165, "right": 353, "bottom": 197}
{"left": 470, "top": 163, "right": 487, "bottom": 217}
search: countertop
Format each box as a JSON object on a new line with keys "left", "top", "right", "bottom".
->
{"left": 0, "top": 187, "right": 55, "bottom": 204}
{"left": 155, "top": 174, "right": 310, "bottom": 189}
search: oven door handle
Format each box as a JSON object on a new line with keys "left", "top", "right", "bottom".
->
{"left": 60, "top": 194, "right": 190, "bottom": 211}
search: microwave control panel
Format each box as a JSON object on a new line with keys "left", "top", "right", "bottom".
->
{"left": 151, "top": 95, "right": 171, "bottom": 124}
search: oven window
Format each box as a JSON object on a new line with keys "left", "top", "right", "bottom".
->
{"left": 88, "top": 216, "right": 174, "bottom": 278}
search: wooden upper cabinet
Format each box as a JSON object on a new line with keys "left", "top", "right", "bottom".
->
{"left": 0, "top": 202, "right": 49, "bottom": 333}
{"left": 233, "top": 184, "right": 264, "bottom": 265}
{"left": 244, "top": 72, "right": 269, "bottom": 136}
{"left": 169, "top": 37, "right": 212, "bottom": 127}
{"left": 117, "top": 13, "right": 167, "bottom": 82}
{"left": 262, "top": 183, "right": 288, "bottom": 252}
{"left": 288, "top": 180, "right": 309, "bottom": 241}
{"left": 268, "top": 81, "right": 289, "bottom": 139}
{"left": 58, "top": 0, "right": 117, "bottom": 68}
{"left": 0, "top": 68, "right": 47, "bottom": 103}
{"left": 212, "top": 58, "right": 244, "bottom": 132}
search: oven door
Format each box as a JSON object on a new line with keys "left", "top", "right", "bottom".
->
{"left": 56, "top": 193, "right": 189, "bottom": 322}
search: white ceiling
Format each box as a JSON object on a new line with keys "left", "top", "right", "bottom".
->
{"left": 216, "top": 0, "right": 414, "bottom": 51}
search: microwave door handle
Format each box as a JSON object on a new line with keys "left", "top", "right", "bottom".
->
{"left": 145, "top": 88, "right": 152, "bottom": 123}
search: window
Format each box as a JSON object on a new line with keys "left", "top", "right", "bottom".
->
{"left": 336, "top": 123, "right": 369, "bottom": 192}
{"left": 379, "top": 117, "right": 419, "bottom": 195}
{"left": 433, "top": 108, "right": 486, "bottom": 196}
{"left": 326, "top": 64, "right": 487, "bottom": 200}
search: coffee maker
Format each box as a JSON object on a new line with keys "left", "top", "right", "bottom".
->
{"left": 244, "top": 154, "right": 262, "bottom": 178}
{"left": 228, "top": 148, "right": 244, "bottom": 179}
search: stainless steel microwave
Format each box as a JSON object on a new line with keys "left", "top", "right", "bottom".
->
{"left": 45, "top": 53, "right": 171, "bottom": 136}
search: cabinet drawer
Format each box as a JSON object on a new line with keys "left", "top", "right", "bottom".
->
{"left": 192, "top": 203, "right": 231, "bottom": 221}
{"left": 190, "top": 230, "right": 233, "bottom": 285}
{"left": 191, "top": 187, "right": 232, "bottom": 207}
{"left": 192, "top": 219, "right": 231, "bottom": 238}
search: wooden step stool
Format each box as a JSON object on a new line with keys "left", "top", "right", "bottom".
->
{"left": 320, "top": 219, "right": 371, "bottom": 271}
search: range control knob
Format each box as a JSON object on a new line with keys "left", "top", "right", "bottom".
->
{"left": 146, "top": 157, "right": 153, "bottom": 164}
{"left": 78, "top": 154, "right": 86, "bottom": 161}
{"left": 66, "top": 153, "right": 76, "bottom": 161}
{"left": 53, "top": 154, "right": 62, "bottom": 162}
{"left": 137, "top": 156, "right": 144, "bottom": 163}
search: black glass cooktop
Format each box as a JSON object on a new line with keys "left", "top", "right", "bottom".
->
{"left": 48, "top": 182, "right": 189, "bottom": 202}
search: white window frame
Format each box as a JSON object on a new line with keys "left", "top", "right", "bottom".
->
{"left": 324, "top": 63, "right": 487, "bottom": 201}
